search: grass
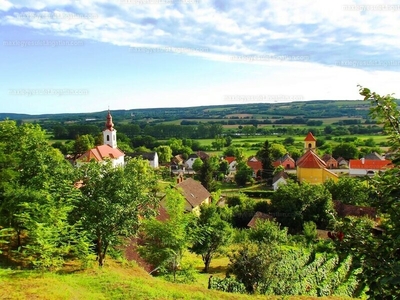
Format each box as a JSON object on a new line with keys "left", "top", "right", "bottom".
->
{"left": 0, "top": 258, "right": 348, "bottom": 300}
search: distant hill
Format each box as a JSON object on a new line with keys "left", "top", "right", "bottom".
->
{"left": 1, "top": 99, "right": 399, "bottom": 122}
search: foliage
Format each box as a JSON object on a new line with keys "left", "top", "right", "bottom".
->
{"left": 226, "top": 242, "right": 362, "bottom": 297}
{"left": 192, "top": 158, "right": 203, "bottom": 172}
{"left": 324, "top": 177, "right": 372, "bottom": 206}
{"left": 270, "top": 180, "right": 335, "bottom": 232}
{"left": 138, "top": 188, "right": 195, "bottom": 280}
{"left": 155, "top": 145, "right": 173, "bottom": 163}
{"left": 198, "top": 158, "right": 219, "bottom": 192}
{"left": 190, "top": 204, "right": 233, "bottom": 272}
{"left": 248, "top": 219, "right": 288, "bottom": 244}
{"left": 332, "top": 142, "right": 359, "bottom": 160}
{"left": 256, "top": 140, "right": 274, "bottom": 183}
{"left": 209, "top": 276, "right": 246, "bottom": 294}
{"left": 74, "top": 134, "right": 95, "bottom": 155}
{"left": 234, "top": 162, "right": 253, "bottom": 186}
{"left": 0, "top": 120, "right": 89, "bottom": 269}
{"left": 74, "top": 158, "right": 159, "bottom": 266}
{"left": 303, "top": 221, "right": 318, "bottom": 244}
{"left": 269, "top": 143, "right": 287, "bottom": 161}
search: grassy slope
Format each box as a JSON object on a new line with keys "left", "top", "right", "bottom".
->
{"left": 0, "top": 259, "right": 349, "bottom": 300}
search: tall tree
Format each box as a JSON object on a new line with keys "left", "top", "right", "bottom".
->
{"left": 74, "top": 158, "right": 159, "bottom": 266}
{"left": 198, "top": 158, "right": 218, "bottom": 192}
{"left": 256, "top": 140, "right": 274, "bottom": 184}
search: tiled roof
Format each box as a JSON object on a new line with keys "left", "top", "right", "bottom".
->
{"left": 196, "top": 151, "right": 209, "bottom": 160}
{"left": 176, "top": 178, "right": 211, "bottom": 208}
{"left": 225, "top": 156, "right": 236, "bottom": 164}
{"left": 297, "top": 150, "right": 327, "bottom": 168}
{"left": 304, "top": 132, "right": 316, "bottom": 141}
{"left": 334, "top": 200, "right": 377, "bottom": 219}
{"left": 247, "top": 211, "right": 274, "bottom": 228}
{"left": 272, "top": 170, "right": 289, "bottom": 184}
{"left": 321, "top": 154, "right": 336, "bottom": 162}
{"left": 349, "top": 159, "right": 392, "bottom": 170}
{"left": 247, "top": 160, "right": 263, "bottom": 172}
{"left": 77, "top": 145, "right": 124, "bottom": 162}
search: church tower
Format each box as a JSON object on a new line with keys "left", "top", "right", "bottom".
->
{"left": 304, "top": 132, "right": 316, "bottom": 151}
{"left": 103, "top": 110, "right": 117, "bottom": 148}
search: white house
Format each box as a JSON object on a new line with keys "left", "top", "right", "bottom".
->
{"left": 185, "top": 154, "right": 199, "bottom": 170}
{"left": 76, "top": 110, "right": 125, "bottom": 167}
{"left": 272, "top": 171, "right": 289, "bottom": 191}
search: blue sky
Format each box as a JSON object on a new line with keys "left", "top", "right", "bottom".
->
{"left": 1, "top": 0, "right": 400, "bottom": 114}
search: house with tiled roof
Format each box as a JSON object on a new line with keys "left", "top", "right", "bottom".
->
{"left": 247, "top": 160, "right": 263, "bottom": 178}
{"left": 175, "top": 178, "right": 211, "bottom": 214}
{"left": 272, "top": 171, "right": 289, "bottom": 191}
{"left": 296, "top": 133, "right": 338, "bottom": 184}
{"left": 321, "top": 154, "right": 338, "bottom": 169}
{"left": 273, "top": 153, "right": 296, "bottom": 169}
{"left": 76, "top": 111, "right": 125, "bottom": 167}
{"left": 349, "top": 158, "right": 393, "bottom": 176}
{"left": 224, "top": 156, "right": 237, "bottom": 172}
{"left": 336, "top": 157, "right": 349, "bottom": 168}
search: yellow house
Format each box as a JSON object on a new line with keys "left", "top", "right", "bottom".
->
{"left": 296, "top": 132, "right": 338, "bottom": 184}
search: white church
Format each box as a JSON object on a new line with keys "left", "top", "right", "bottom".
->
{"left": 76, "top": 110, "right": 125, "bottom": 167}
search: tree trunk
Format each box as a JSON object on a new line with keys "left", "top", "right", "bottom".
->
{"left": 203, "top": 252, "right": 212, "bottom": 273}
{"left": 96, "top": 235, "right": 104, "bottom": 267}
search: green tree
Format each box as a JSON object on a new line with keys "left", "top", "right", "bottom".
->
{"left": 139, "top": 188, "right": 194, "bottom": 279}
{"left": 223, "top": 145, "right": 237, "bottom": 157}
{"left": 256, "top": 140, "right": 274, "bottom": 183}
{"left": 234, "top": 162, "right": 253, "bottom": 186}
{"left": 192, "top": 158, "right": 203, "bottom": 173}
{"left": 74, "top": 158, "right": 159, "bottom": 266}
{"left": 324, "top": 177, "right": 372, "bottom": 206}
{"left": 190, "top": 204, "right": 233, "bottom": 272}
{"left": 270, "top": 180, "right": 335, "bottom": 232}
{"left": 0, "top": 121, "right": 89, "bottom": 269}
{"left": 74, "top": 134, "right": 95, "bottom": 155}
{"left": 248, "top": 219, "right": 288, "bottom": 244}
{"left": 283, "top": 136, "right": 295, "bottom": 145}
{"left": 269, "top": 143, "right": 287, "bottom": 161}
{"left": 155, "top": 145, "right": 173, "bottom": 164}
{"left": 212, "top": 135, "right": 226, "bottom": 151}
{"left": 198, "top": 158, "right": 218, "bottom": 192}
{"left": 332, "top": 143, "right": 359, "bottom": 160}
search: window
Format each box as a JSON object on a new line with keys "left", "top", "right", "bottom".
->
{"left": 107, "top": 135, "right": 110, "bottom": 141}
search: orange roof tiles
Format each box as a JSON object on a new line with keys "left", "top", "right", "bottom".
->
{"left": 247, "top": 160, "right": 263, "bottom": 172}
{"left": 349, "top": 159, "right": 392, "bottom": 170}
{"left": 225, "top": 156, "right": 236, "bottom": 164}
{"left": 297, "top": 150, "right": 327, "bottom": 168}
{"left": 304, "top": 132, "right": 316, "bottom": 141}
{"left": 77, "top": 145, "right": 124, "bottom": 162}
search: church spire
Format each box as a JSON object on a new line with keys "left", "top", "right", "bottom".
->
{"left": 105, "top": 109, "right": 114, "bottom": 131}
{"left": 103, "top": 109, "right": 117, "bottom": 148}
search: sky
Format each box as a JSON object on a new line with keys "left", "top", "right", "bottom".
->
{"left": 1, "top": 0, "right": 400, "bottom": 114}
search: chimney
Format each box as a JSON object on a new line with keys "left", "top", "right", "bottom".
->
{"left": 361, "top": 157, "right": 365, "bottom": 164}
